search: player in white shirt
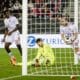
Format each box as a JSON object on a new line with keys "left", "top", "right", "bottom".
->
{"left": 59, "top": 15, "right": 80, "bottom": 65}
{"left": 2, "top": 10, "right": 22, "bottom": 65}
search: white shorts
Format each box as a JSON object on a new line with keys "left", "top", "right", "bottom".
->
{"left": 72, "top": 39, "right": 79, "bottom": 48}
{"left": 5, "top": 31, "right": 20, "bottom": 44}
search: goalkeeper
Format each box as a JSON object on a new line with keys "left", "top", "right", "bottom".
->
{"left": 32, "top": 38, "right": 55, "bottom": 67}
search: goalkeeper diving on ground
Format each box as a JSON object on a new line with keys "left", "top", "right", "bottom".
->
{"left": 28, "top": 38, "right": 55, "bottom": 67}
{"left": 59, "top": 14, "right": 80, "bottom": 65}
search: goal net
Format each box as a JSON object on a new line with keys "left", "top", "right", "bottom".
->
{"left": 27, "top": 0, "right": 80, "bottom": 76}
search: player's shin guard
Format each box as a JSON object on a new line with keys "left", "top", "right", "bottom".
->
{"left": 16, "top": 44, "right": 22, "bottom": 56}
{"left": 74, "top": 53, "right": 78, "bottom": 65}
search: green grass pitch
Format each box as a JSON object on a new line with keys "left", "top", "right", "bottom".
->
{"left": 28, "top": 48, "right": 80, "bottom": 75}
{"left": 0, "top": 48, "right": 21, "bottom": 79}
{"left": 0, "top": 48, "right": 80, "bottom": 80}
{"left": 2, "top": 76, "right": 80, "bottom": 80}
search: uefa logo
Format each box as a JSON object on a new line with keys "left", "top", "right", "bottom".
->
{"left": 28, "top": 36, "right": 36, "bottom": 47}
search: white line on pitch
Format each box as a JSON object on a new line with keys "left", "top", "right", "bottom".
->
{"left": 0, "top": 75, "right": 22, "bottom": 80}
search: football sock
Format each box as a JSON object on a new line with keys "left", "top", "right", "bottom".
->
{"left": 5, "top": 47, "right": 13, "bottom": 57}
{"left": 8, "top": 52, "right": 13, "bottom": 57}
{"left": 77, "top": 51, "right": 80, "bottom": 60}
{"left": 5, "top": 47, "right": 11, "bottom": 53}
{"left": 74, "top": 53, "right": 78, "bottom": 65}
{"left": 17, "top": 44, "right": 22, "bottom": 56}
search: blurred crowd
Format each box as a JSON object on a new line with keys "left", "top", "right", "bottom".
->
{"left": 28, "top": 0, "right": 68, "bottom": 19}
{"left": 0, "top": 0, "right": 22, "bottom": 18}
{"left": 28, "top": 0, "right": 69, "bottom": 34}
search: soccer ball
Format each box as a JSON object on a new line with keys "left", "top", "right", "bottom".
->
{"left": 65, "top": 37, "right": 72, "bottom": 44}
{"left": 64, "top": 35, "right": 74, "bottom": 44}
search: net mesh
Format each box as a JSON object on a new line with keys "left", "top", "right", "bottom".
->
{"left": 28, "top": 0, "right": 80, "bottom": 75}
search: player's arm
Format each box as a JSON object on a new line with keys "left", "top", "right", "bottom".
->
{"left": 2, "top": 19, "right": 8, "bottom": 42}
{"left": 72, "top": 33, "right": 78, "bottom": 42}
{"left": 61, "top": 33, "right": 70, "bottom": 44}
{"left": 8, "top": 24, "right": 20, "bottom": 35}
{"left": 43, "top": 45, "right": 55, "bottom": 65}
{"left": 47, "top": 45, "right": 55, "bottom": 58}
{"left": 61, "top": 33, "right": 66, "bottom": 42}
{"left": 72, "top": 26, "right": 78, "bottom": 42}
{"left": 60, "top": 27, "right": 68, "bottom": 44}
{"left": 35, "top": 49, "right": 41, "bottom": 61}
{"left": 32, "top": 49, "right": 42, "bottom": 67}
{"left": 4, "top": 28, "right": 8, "bottom": 37}
{"left": 2, "top": 28, "right": 8, "bottom": 42}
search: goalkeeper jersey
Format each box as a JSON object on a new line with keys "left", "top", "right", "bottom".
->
{"left": 36, "top": 44, "right": 54, "bottom": 60}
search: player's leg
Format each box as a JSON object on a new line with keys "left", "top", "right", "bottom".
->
{"left": 15, "top": 33, "right": 22, "bottom": 56}
{"left": 72, "top": 39, "right": 80, "bottom": 65}
{"left": 78, "top": 49, "right": 80, "bottom": 59}
{"left": 5, "top": 35, "right": 17, "bottom": 65}
{"left": 16, "top": 44, "right": 22, "bottom": 56}
{"left": 73, "top": 48, "right": 79, "bottom": 65}
{"left": 5, "top": 42, "right": 16, "bottom": 65}
{"left": 5, "top": 42, "right": 11, "bottom": 56}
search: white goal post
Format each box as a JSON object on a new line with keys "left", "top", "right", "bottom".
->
{"left": 74, "top": 0, "right": 78, "bottom": 29}
{"left": 22, "top": 0, "right": 27, "bottom": 75}
{"left": 22, "top": 0, "right": 79, "bottom": 76}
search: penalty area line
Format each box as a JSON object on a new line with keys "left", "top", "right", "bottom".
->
{"left": 0, "top": 75, "right": 22, "bottom": 80}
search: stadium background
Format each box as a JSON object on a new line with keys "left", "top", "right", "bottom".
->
{"left": 0, "top": 0, "right": 80, "bottom": 34}
{"left": 0, "top": 0, "right": 22, "bottom": 34}
{"left": 0, "top": 0, "right": 80, "bottom": 80}
{"left": 28, "top": 0, "right": 75, "bottom": 34}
